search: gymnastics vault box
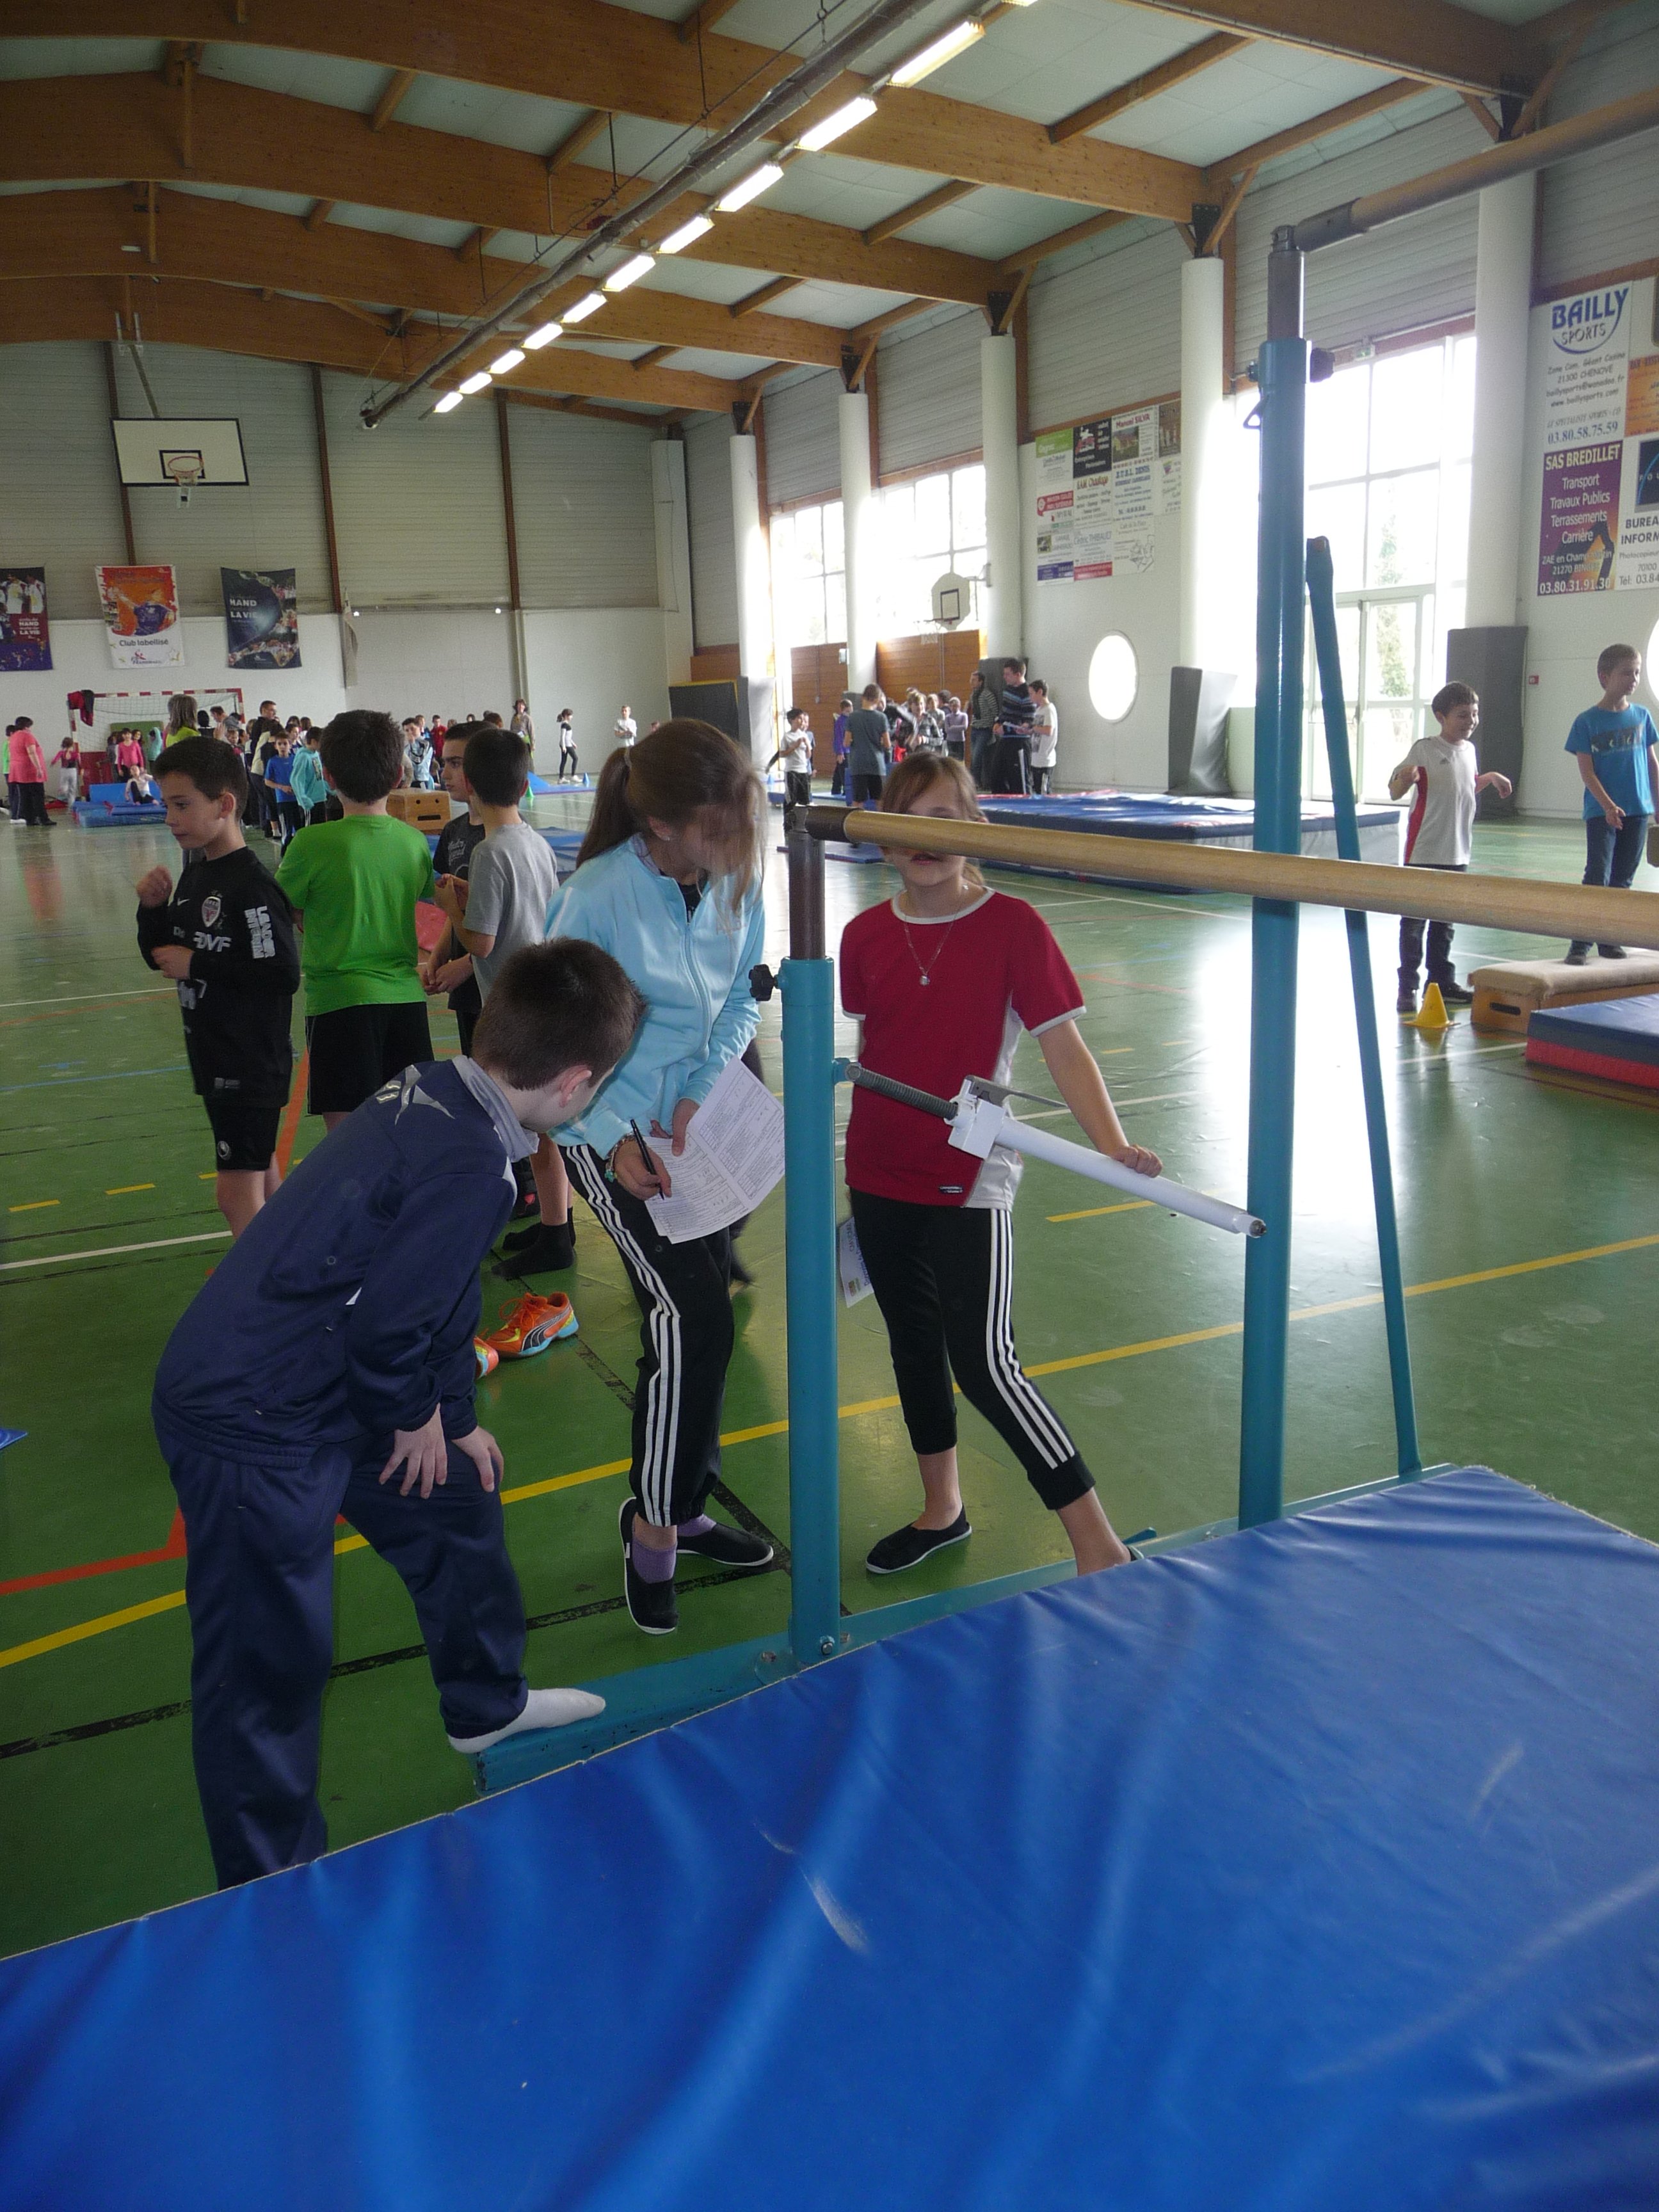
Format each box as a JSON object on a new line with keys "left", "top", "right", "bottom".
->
{"left": 386, "top": 790, "right": 449, "bottom": 833}
{"left": 1467, "top": 954, "right": 1659, "bottom": 1034}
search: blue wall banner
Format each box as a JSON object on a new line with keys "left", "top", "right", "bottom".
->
{"left": 0, "top": 566, "right": 51, "bottom": 671}
{"left": 221, "top": 567, "right": 300, "bottom": 669}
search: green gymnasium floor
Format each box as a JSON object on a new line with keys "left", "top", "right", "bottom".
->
{"left": 3, "top": 795, "right": 1656, "bottom": 1959}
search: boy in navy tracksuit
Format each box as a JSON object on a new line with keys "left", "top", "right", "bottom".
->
{"left": 152, "top": 940, "right": 645, "bottom": 1888}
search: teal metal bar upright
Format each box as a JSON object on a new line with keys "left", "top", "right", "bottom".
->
{"left": 779, "top": 823, "right": 842, "bottom": 1663}
{"left": 1304, "top": 538, "right": 1423, "bottom": 1477}
{"left": 1238, "top": 229, "right": 1308, "bottom": 1530}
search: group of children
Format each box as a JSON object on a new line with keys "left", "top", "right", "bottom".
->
{"left": 823, "top": 664, "right": 1059, "bottom": 799}
{"left": 124, "top": 641, "right": 1657, "bottom": 1892}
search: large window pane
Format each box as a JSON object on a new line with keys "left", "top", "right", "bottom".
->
{"left": 1366, "top": 470, "right": 1439, "bottom": 588}
{"left": 1364, "top": 599, "right": 1420, "bottom": 704}
{"left": 913, "top": 473, "right": 951, "bottom": 555}
{"left": 1306, "top": 361, "right": 1370, "bottom": 488}
{"left": 1306, "top": 482, "right": 1366, "bottom": 591}
{"left": 883, "top": 481, "right": 914, "bottom": 537}
{"left": 822, "top": 499, "right": 844, "bottom": 573}
{"left": 796, "top": 504, "right": 824, "bottom": 575}
{"left": 1360, "top": 703, "right": 1416, "bottom": 796}
{"left": 1445, "top": 335, "right": 1476, "bottom": 463}
{"left": 952, "top": 465, "right": 986, "bottom": 547}
{"left": 1368, "top": 348, "right": 1445, "bottom": 474}
{"left": 1438, "top": 460, "right": 1471, "bottom": 590}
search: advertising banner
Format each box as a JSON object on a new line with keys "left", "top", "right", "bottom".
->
{"left": 96, "top": 565, "right": 182, "bottom": 667}
{"left": 1034, "top": 405, "right": 1180, "bottom": 586}
{"left": 1538, "top": 441, "right": 1622, "bottom": 596}
{"left": 222, "top": 567, "right": 301, "bottom": 669}
{"left": 1535, "top": 282, "right": 1659, "bottom": 595}
{"left": 0, "top": 567, "right": 51, "bottom": 671}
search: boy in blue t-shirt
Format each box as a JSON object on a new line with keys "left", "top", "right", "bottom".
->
{"left": 1564, "top": 642, "right": 1659, "bottom": 964}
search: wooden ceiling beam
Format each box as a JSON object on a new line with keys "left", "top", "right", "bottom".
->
{"left": 1203, "top": 77, "right": 1432, "bottom": 180}
{"left": 1049, "top": 33, "right": 1249, "bottom": 143}
{"left": 1114, "top": 0, "right": 1525, "bottom": 94}
{"left": 0, "top": 272, "right": 739, "bottom": 412}
{"left": 370, "top": 67, "right": 419, "bottom": 132}
{"left": 15, "top": 2, "right": 1203, "bottom": 218}
{"left": 509, "top": 388, "right": 669, "bottom": 428}
{"left": 729, "top": 276, "right": 794, "bottom": 317}
{"left": 862, "top": 181, "right": 975, "bottom": 248}
{"left": 545, "top": 109, "right": 613, "bottom": 173}
{"left": 999, "top": 208, "right": 1135, "bottom": 273}
{"left": 0, "top": 187, "right": 849, "bottom": 371}
{"left": 0, "top": 73, "right": 997, "bottom": 309}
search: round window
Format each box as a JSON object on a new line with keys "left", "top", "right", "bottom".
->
{"left": 1088, "top": 632, "right": 1138, "bottom": 723}
{"left": 1646, "top": 616, "right": 1659, "bottom": 696}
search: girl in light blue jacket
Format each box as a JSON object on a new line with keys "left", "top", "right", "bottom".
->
{"left": 549, "top": 721, "right": 774, "bottom": 1635}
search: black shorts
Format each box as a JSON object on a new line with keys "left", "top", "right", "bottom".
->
{"left": 204, "top": 1094, "right": 283, "bottom": 1173}
{"left": 304, "top": 1001, "right": 433, "bottom": 1116}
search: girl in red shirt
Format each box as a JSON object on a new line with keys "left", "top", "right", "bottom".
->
{"left": 840, "top": 753, "right": 1160, "bottom": 1577}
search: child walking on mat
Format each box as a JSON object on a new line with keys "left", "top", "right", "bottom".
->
{"left": 839, "top": 753, "right": 1160, "bottom": 1578}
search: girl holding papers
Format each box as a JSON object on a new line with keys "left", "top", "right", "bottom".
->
{"left": 547, "top": 721, "right": 774, "bottom": 1636}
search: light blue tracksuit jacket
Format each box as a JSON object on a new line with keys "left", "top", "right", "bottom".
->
{"left": 547, "top": 835, "right": 764, "bottom": 1158}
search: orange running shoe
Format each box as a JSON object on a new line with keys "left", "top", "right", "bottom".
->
{"left": 483, "top": 1291, "right": 579, "bottom": 1360}
{"left": 474, "top": 1337, "right": 500, "bottom": 1380}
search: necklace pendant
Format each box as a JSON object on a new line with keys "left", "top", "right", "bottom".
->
{"left": 919, "top": 973, "right": 930, "bottom": 985}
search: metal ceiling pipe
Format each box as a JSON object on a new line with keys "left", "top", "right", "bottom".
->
{"left": 359, "top": 0, "right": 949, "bottom": 428}
{"left": 1292, "top": 80, "right": 1659, "bottom": 254}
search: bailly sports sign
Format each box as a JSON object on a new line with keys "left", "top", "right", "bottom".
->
{"left": 1536, "top": 280, "right": 1659, "bottom": 597}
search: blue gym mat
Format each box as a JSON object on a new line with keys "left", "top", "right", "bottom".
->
{"left": 1528, "top": 991, "right": 1659, "bottom": 1066}
{"left": 3, "top": 1467, "right": 1656, "bottom": 2209}
{"left": 979, "top": 789, "right": 1400, "bottom": 840}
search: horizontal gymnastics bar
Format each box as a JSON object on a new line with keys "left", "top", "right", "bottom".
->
{"left": 803, "top": 806, "right": 1659, "bottom": 951}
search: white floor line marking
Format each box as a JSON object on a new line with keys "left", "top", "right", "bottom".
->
{"left": 0, "top": 988, "right": 175, "bottom": 1011}
{"left": 0, "top": 1230, "right": 231, "bottom": 1273}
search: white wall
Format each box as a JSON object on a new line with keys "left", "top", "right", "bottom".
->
{"left": 520, "top": 609, "right": 670, "bottom": 771}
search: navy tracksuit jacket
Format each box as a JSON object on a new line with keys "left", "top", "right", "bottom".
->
{"left": 154, "top": 1061, "right": 527, "bottom": 1888}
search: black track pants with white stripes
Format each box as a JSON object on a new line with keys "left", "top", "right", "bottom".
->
{"left": 849, "top": 1189, "right": 1094, "bottom": 1512}
{"left": 565, "top": 1144, "right": 733, "bottom": 1527}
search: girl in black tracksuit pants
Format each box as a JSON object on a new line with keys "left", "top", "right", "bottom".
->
{"left": 839, "top": 753, "right": 1162, "bottom": 1580}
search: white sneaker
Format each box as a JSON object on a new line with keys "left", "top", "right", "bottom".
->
{"left": 447, "top": 1686, "right": 605, "bottom": 1754}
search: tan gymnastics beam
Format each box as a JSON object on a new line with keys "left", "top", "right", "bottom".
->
{"left": 825, "top": 808, "right": 1659, "bottom": 951}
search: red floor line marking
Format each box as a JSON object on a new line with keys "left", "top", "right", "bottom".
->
{"left": 0, "top": 1510, "right": 187, "bottom": 1597}
{"left": 275, "top": 1050, "right": 309, "bottom": 1176}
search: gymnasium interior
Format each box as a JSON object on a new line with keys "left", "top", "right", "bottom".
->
{"left": 4, "top": 3, "right": 1659, "bottom": 2204}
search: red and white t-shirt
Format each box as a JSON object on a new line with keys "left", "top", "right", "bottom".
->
{"left": 840, "top": 890, "right": 1084, "bottom": 1208}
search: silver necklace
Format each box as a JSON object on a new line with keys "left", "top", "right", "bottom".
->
{"left": 899, "top": 897, "right": 970, "bottom": 986}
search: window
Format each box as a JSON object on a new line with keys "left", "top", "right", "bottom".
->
{"left": 1089, "top": 634, "right": 1137, "bottom": 723}
{"left": 877, "top": 463, "right": 987, "bottom": 635}
{"left": 1303, "top": 334, "right": 1475, "bottom": 800}
{"left": 770, "top": 500, "right": 845, "bottom": 648}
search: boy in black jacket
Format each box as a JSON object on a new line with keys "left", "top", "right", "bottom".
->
{"left": 138, "top": 737, "right": 300, "bottom": 1238}
{"left": 152, "top": 939, "right": 646, "bottom": 1888}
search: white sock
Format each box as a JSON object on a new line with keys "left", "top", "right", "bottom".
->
{"left": 447, "top": 1686, "right": 605, "bottom": 1752}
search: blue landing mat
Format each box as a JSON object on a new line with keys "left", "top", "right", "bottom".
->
{"left": 979, "top": 789, "right": 1399, "bottom": 840}
{"left": 4, "top": 1468, "right": 1658, "bottom": 2211}
{"left": 1529, "top": 990, "right": 1659, "bottom": 1066}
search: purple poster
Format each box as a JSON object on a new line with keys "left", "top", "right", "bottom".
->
{"left": 1538, "top": 440, "right": 1622, "bottom": 596}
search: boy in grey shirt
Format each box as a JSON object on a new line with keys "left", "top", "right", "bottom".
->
{"left": 435, "top": 726, "right": 575, "bottom": 1276}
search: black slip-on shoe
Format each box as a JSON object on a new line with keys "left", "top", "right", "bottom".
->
{"left": 1435, "top": 980, "right": 1475, "bottom": 1006}
{"left": 865, "top": 1511, "right": 972, "bottom": 1576}
{"left": 677, "top": 1520, "right": 773, "bottom": 1569}
{"left": 620, "top": 1498, "right": 678, "bottom": 1635}
{"left": 1563, "top": 943, "right": 1591, "bottom": 966}
{"left": 493, "top": 1220, "right": 575, "bottom": 1278}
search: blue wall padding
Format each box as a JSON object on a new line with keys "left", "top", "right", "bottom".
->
{"left": 2, "top": 1468, "right": 1657, "bottom": 2209}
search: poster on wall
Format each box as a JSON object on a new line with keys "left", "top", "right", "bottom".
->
{"left": 0, "top": 567, "right": 51, "bottom": 671}
{"left": 96, "top": 564, "right": 183, "bottom": 667}
{"left": 1033, "top": 406, "right": 1181, "bottom": 585}
{"left": 222, "top": 566, "right": 301, "bottom": 669}
{"left": 1535, "top": 282, "right": 1659, "bottom": 596}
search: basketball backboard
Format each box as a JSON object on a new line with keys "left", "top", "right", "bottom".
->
{"left": 111, "top": 419, "right": 249, "bottom": 487}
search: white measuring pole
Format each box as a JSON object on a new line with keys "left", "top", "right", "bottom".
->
{"left": 947, "top": 1085, "right": 1263, "bottom": 1238}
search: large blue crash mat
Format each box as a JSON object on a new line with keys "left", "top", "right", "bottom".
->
{"left": 3, "top": 1468, "right": 1656, "bottom": 2209}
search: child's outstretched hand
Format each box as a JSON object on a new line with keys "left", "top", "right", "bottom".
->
{"left": 1112, "top": 1142, "right": 1162, "bottom": 1179}
{"left": 136, "top": 865, "right": 173, "bottom": 907}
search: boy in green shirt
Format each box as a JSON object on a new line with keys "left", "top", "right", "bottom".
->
{"left": 277, "top": 710, "right": 437, "bottom": 1128}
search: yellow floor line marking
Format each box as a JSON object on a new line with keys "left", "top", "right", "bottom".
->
{"left": 1047, "top": 1199, "right": 1154, "bottom": 1224}
{"left": 106, "top": 1183, "right": 156, "bottom": 1196}
{"left": 199, "top": 1172, "right": 217, "bottom": 1181}
{"left": 8, "top": 1201, "right": 58, "bottom": 1213}
{"left": 10, "top": 1230, "right": 1659, "bottom": 1672}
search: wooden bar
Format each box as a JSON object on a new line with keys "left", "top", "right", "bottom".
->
{"left": 820, "top": 808, "right": 1659, "bottom": 950}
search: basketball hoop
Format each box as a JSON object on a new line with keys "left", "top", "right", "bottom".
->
{"left": 161, "top": 450, "right": 205, "bottom": 504}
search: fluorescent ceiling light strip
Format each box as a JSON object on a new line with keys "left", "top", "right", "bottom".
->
{"left": 604, "top": 253, "right": 655, "bottom": 294}
{"left": 797, "top": 95, "right": 879, "bottom": 152}
{"left": 489, "top": 347, "right": 525, "bottom": 374}
{"left": 889, "top": 19, "right": 983, "bottom": 86}
{"left": 523, "top": 321, "right": 561, "bottom": 350}
{"left": 715, "top": 163, "right": 784, "bottom": 214}
{"left": 434, "top": 392, "right": 464, "bottom": 413}
{"left": 658, "top": 214, "right": 714, "bottom": 255}
{"left": 458, "top": 371, "right": 492, "bottom": 395}
{"left": 563, "top": 291, "right": 606, "bottom": 324}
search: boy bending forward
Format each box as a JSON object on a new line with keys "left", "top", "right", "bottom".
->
{"left": 152, "top": 940, "right": 645, "bottom": 1887}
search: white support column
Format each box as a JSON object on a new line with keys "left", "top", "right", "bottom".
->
{"left": 981, "top": 332, "right": 1022, "bottom": 659}
{"left": 1180, "top": 253, "right": 1227, "bottom": 671}
{"left": 839, "top": 389, "right": 878, "bottom": 692}
{"left": 652, "top": 438, "right": 694, "bottom": 687}
{"left": 730, "top": 430, "right": 774, "bottom": 760}
{"left": 1466, "top": 172, "right": 1536, "bottom": 629}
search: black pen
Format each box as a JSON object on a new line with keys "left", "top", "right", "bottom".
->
{"left": 629, "top": 1118, "right": 662, "bottom": 1190}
